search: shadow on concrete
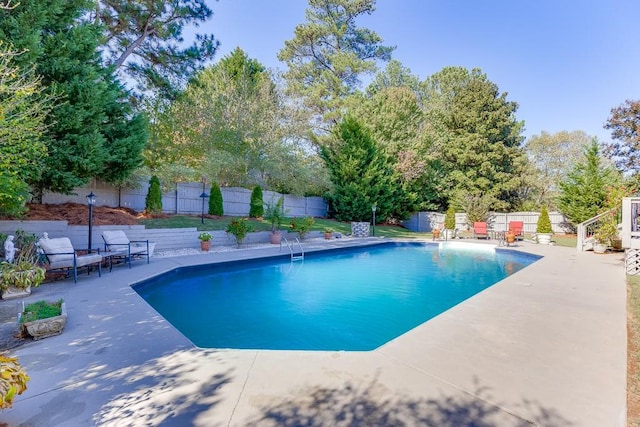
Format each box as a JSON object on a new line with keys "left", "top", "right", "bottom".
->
{"left": 247, "top": 376, "right": 572, "bottom": 427}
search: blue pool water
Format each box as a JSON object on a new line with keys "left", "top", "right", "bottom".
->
{"left": 134, "top": 242, "right": 540, "bottom": 351}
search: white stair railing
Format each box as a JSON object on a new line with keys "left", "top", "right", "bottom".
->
{"left": 576, "top": 207, "right": 620, "bottom": 251}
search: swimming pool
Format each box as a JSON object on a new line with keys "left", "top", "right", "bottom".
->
{"left": 133, "top": 242, "right": 540, "bottom": 351}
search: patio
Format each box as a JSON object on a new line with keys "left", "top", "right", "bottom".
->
{"left": 0, "top": 239, "right": 626, "bottom": 426}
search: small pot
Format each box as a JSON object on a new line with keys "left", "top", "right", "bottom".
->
{"left": 270, "top": 232, "right": 282, "bottom": 245}
{"left": 324, "top": 232, "right": 332, "bottom": 240}
{"left": 505, "top": 232, "right": 516, "bottom": 244}
{"left": 433, "top": 229, "right": 441, "bottom": 240}
{"left": 200, "top": 240, "right": 211, "bottom": 251}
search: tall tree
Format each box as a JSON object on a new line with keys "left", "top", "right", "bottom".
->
{"left": 0, "top": 0, "right": 148, "bottom": 196}
{"left": 150, "top": 49, "right": 329, "bottom": 194}
{"left": 278, "top": 0, "right": 393, "bottom": 127}
{"left": 422, "top": 67, "right": 526, "bottom": 210}
{"left": 523, "top": 130, "right": 592, "bottom": 209}
{"left": 0, "top": 46, "right": 50, "bottom": 215}
{"left": 557, "top": 139, "right": 620, "bottom": 225}
{"left": 320, "top": 116, "right": 398, "bottom": 222}
{"left": 604, "top": 99, "right": 640, "bottom": 174}
{"left": 93, "top": 0, "right": 218, "bottom": 99}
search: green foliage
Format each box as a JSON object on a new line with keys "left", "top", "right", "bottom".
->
{"left": 0, "top": 355, "right": 29, "bottom": 409}
{"left": 557, "top": 139, "right": 620, "bottom": 225}
{"left": 290, "top": 216, "right": 315, "bottom": 239}
{"left": 208, "top": 182, "right": 224, "bottom": 216}
{"left": 604, "top": 99, "right": 640, "bottom": 174}
{"left": 226, "top": 218, "right": 252, "bottom": 245}
{"left": 94, "top": 0, "right": 218, "bottom": 100}
{"left": 0, "top": 0, "right": 147, "bottom": 197}
{"left": 264, "top": 196, "right": 286, "bottom": 233}
{"left": 523, "top": 130, "right": 591, "bottom": 209}
{"left": 278, "top": 0, "right": 393, "bottom": 123}
{"left": 536, "top": 206, "right": 553, "bottom": 234}
{"left": 20, "top": 299, "right": 63, "bottom": 323}
{"left": 249, "top": 186, "right": 264, "bottom": 218}
{"left": 150, "top": 49, "right": 325, "bottom": 194}
{"left": 0, "top": 176, "right": 30, "bottom": 217}
{"left": 197, "top": 232, "right": 212, "bottom": 242}
{"left": 320, "top": 116, "right": 398, "bottom": 222}
{"left": 422, "top": 67, "right": 526, "bottom": 210}
{"left": 145, "top": 176, "right": 163, "bottom": 214}
{"left": 454, "top": 191, "right": 491, "bottom": 227}
{"left": 444, "top": 206, "right": 456, "bottom": 229}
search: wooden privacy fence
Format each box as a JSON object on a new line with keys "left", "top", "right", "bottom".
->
{"left": 403, "top": 211, "right": 573, "bottom": 234}
{"left": 41, "top": 181, "right": 327, "bottom": 218}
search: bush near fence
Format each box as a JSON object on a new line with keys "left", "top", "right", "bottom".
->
{"left": 403, "top": 211, "right": 573, "bottom": 234}
{"left": 41, "top": 181, "right": 327, "bottom": 218}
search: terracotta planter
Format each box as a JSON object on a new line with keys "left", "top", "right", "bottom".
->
{"left": 21, "top": 303, "right": 67, "bottom": 340}
{"left": 432, "top": 229, "right": 441, "bottom": 240}
{"left": 270, "top": 232, "right": 282, "bottom": 245}
{"left": 505, "top": 232, "right": 516, "bottom": 245}
{"left": 324, "top": 232, "right": 332, "bottom": 240}
{"left": 200, "top": 240, "right": 211, "bottom": 252}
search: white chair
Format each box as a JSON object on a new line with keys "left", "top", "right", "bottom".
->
{"left": 102, "top": 230, "right": 150, "bottom": 270}
{"left": 38, "top": 237, "right": 103, "bottom": 283}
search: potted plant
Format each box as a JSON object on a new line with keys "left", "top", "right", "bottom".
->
{"left": 264, "top": 197, "right": 286, "bottom": 244}
{"left": 593, "top": 219, "right": 618, "bottom": 254}
{"left": 290, "top": 216, "right": 314, "bottom": 240}
{"left": 0, "top": 355, "right": 29, "bottom": 409}
{"left": 19, "top": 299, "right": 67, "bottom": 340}
{"left": 198, "top": 232, "right": 213, "bottom": 252}
{"left": 226, "top": 218, "right": 252, "bottom": 246}
{"left": 432, "top": 228, "right": 441, "bottom": 240}
{"left": 323, "top": 227, "right": 334, "bottom": 240}
{"left": 0, "top": 231, "right": 46, "bottom": 300}
{"left": 444, "top": 205, "right": 456, "bottom": 240}
{"left": 536, "top": 206, "right": 553, "bottom": 245}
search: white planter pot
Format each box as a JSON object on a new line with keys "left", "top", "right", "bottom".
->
{"left": 536, "top": 233, "right": 552, "bottom": 245}
{"left": 593, "top": 243, "right": 608, "bottom": 254}
{"left": 444, "top": 229, "right": 455, "bottom": 240}
{"left": 1, "top": 285, "right": 31, "bottom": 300}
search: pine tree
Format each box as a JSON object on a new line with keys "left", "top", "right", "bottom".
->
{"left": 145, "top": 176, "right": 162, "bottom": 214}
{"left": 557, "top": 139, "right": 619, "bottom": 225}
{"left": 249, "top": 186, "right": 264, "bottom": 218}
{"left": 208, "top": 182, "right": 224, "bottom": 216}
{"left": 320, "top": 116, "right": 398, "bottom": 222}
{"left": 0, "top": 0, "right": 147, "bottom": 197}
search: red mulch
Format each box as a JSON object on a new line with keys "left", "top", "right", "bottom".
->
{"left": 0, "top": 203, "right": 144, "bottom": 225}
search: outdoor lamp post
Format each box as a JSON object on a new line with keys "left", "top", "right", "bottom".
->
{"left": 199, "top": 191, "right": 209, "bottom": 224}
{"left": 372, "top": 203, "right": 377, "bottom": 237}
{"left": 86, "top": 191, "right": 96, "bottom": 253}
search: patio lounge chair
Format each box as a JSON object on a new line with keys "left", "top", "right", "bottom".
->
{"left": 102, "top": 230, "right": 150, "bottom": 271}
{"left": 508, "top": 221, "right": 524, "bottom": 241}
{"left": 38, "top": 237, "right": 103, "bottom": 283}
{"left": 473, "top": 222, "right": 489, "bottom": 239}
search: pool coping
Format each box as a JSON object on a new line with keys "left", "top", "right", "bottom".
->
{"left": 0, "top": 238, "right": 627, "bottom": 426}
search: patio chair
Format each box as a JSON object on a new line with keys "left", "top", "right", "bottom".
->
{"left": 508, "top": 221, "right": 524, "bottom": 241}
{"left": 38, "top": 237, "right": 103, "bottom": 283}
{"left": 102, "top": 230, "right": 150, "bottom": 271}
{"left": 473, "top": 222, "right": 489, "bottom": 239}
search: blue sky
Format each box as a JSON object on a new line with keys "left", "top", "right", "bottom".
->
{"left": 198, "top": 0, "right": 640, "bottom": 142}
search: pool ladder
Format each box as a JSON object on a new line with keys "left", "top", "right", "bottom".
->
{"left": 282, "top": 237, "right": 304, "bottom": 261}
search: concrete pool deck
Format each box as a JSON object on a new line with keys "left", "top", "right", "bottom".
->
{"left": 0, "top": 239, "right": 626, "bottom": 426}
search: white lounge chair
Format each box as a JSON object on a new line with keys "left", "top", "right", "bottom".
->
{"left": 102, "top": 230, "right": 150, "bottom": 270}
{"left": 38, "top": 237, "right": 103, "bottom": 283}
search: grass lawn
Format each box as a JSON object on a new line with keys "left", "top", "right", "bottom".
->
{"left": 139, "top": 215, "right": 431, "bottom": 240}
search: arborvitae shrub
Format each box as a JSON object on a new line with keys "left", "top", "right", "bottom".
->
{"left": 208, "top": 182, "right": 223, "bottom": 216}
{"left": 249, "top": 185, "right": 264, "bottom": 218}
{"left": 445, "top": 205, "right": 456, "bottom": 229}
{"left": 145, "top": 176, "right": 162, "bottom": 214}
{"left": 536, "top": 205, "right": 553, "bottom": 233}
